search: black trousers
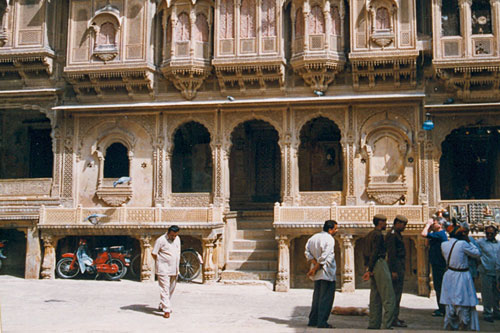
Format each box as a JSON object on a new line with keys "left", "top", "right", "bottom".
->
{"left": 308, "top": 279, "right": 336, "bottom": 327}
{"left": 392, "top": 270, "right": 405, "bottom": 321}
{"left": 431, "top": 263, "right": 446, "bottom": 313}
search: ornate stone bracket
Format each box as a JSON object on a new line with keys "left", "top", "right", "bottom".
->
{"left": 340, "top": 234, "right": 355, "bottom": 292}
{"left": 292, "top": 61, "right": 344, "bottom": 92}
{"left": 275, "top": 234, "right": 290, "bottom": 292}
{"left": 163, "top": 66, "right": 211, "bottom": 100}
{"left": 366, "top": 183, "right": 407, "bottom": 205}
{"left": 95, "top": 186, "right": 133, "bottom": 207}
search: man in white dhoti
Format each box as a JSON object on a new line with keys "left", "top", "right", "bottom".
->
{"left": 152, "top": 225, "right": 181, "bottom": 318}
{"left": 440, "top": 222, "right": 481, "bottom": 331}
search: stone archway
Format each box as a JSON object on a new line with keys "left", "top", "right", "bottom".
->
{"left": 229, "top": 120, "right": 281, "bottom": 210}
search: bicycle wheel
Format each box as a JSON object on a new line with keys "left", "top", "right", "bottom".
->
{"left": 179, "top": 249, "right": 202, "bottom": 281}
{"left": 129, "top": 254, "right": 141, "bottom": 278}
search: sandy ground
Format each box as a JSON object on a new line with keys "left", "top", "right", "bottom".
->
{"left": 1, "top": 276, "right": 500, "bottom": 332}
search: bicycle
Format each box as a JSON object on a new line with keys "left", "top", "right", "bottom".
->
{"left": 129, "top": 248, "right": 203, "bottom": 281}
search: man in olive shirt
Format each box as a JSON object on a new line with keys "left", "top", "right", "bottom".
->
{"left": 385, "top": 215, "right": 408, "bottom": 328}
{"left": 362, "top": 214, "right": 396, "bottom": 329}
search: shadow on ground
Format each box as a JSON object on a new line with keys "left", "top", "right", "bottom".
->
{"left": 120, "top": 304, "right": 164, "bottom": 317}
{"left": 259, "top": 305, "right": 500, "bottom": 332}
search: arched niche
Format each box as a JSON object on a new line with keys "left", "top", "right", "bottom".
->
{"left": 367, "top": 0, "right": 397, "bottom": 47}
{"left": 89, "top": 5, "right": 121, "bottom": 62}
{"left": 298, "top": 117, "right": 342, "bottom": 191}
{"left": 360, "top": 112, "right": 413, "bottom": 205}
{"left": 171, "top": 121, "right": 212, "bottom": 193}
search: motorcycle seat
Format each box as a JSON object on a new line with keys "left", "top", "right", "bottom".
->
{"left": 95, "top": 247, "right": 108, "bottom": 253}
{"left": 109, "top": 246, "right": 125, "bottom": 253}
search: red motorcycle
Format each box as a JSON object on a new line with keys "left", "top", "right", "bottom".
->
{"left": 56, "top": 239, "right": 131, "bottom": 280}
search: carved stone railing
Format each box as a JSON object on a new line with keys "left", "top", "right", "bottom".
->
{"left": 170, "top": 193, "right": 211, "bottom": 207}
{"left": 299, "top": 191, "right": 341, "bottom": 206}
{"left": 0, "top": 206, "right": 40, "bottom": 221}
{"left": 39, "top": 204, "right": 223, "bottom": 225}
{"left": 0, "top": 178, "right": 52, "bottom": 196}
{"left": 273, "top": 203, "right": 428, "bottom": 231}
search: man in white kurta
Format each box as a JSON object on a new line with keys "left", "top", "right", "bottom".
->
{"left": 152, "top": 225, "right": 181, "bottom": 318}
{"left": 440, "top": 226, "right": 481, "bottom": 331}
{"left": 305, "top": 220, "right": 338, "bottom": 328}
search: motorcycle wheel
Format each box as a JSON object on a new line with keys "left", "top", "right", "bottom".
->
{"left": 105, "top": 258, "right": 127, "bottom": 280}
{"left": 179, "top": 249, "right": 202, "bottom": 281}
{"left": 56, "top": 258, "right": 79, "bottom": 279}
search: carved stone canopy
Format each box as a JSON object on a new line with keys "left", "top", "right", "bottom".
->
{"left": 96, "top": 185, "right": 133, "bottom": 207}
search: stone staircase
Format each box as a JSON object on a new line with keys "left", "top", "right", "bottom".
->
{"left": 220, "top": 211, "right": 277, "bottom": 287}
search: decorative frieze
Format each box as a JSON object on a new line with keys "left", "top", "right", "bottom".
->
{"left": 0, "top": 179, "right": 52, "bottom": 196}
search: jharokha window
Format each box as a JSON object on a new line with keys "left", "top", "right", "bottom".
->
{"left": 331, "top": 6, "right": 341, "bottom": 35}
{"left": 240, "top": 0, "right": 256, "bottom": 38}
{"left": 308, "top": 6, "right": 325, "bottom": 34}
{"left": 176, "top": 13, "right": 191, "bottom": 41}
{"left": 104, "top": 143, "right": 129, "bottom": 179}
{"left": 295, "top": 8, "right": 304, "bottom": 38}
{"left": 220, "top": 0, "right": 234, "bottom": 39}
{"left": 261, "top": 0, "right": 276, "bottom": 37}
{"left": 471, "top": 0, "right": 492, "bottom": 34}
{"left": 195, "top": 14, "right": 209, "bottom": 42}
{"left": 441, "top": 0, "right": 460, "bottom": 36}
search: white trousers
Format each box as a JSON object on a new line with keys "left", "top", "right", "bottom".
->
{"left": 158, "top": 275, "right": 177, "bottom": 314}
{"left": 444, "top": 304, "right": 479, "bottom": 331}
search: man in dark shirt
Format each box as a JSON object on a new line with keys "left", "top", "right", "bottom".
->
{"left": 385, "top": 215, "right": 408, "bottom": 328}
{"left": 421, "top": 215, "right": 448, "bottom": 317}
{"left": 362, "top": 214, "right": 396, "bottom": 329}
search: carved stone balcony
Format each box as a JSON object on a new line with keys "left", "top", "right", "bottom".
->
{"left": 64, "top": 65, "right": 155, "bottom": 101}
{"left": 0, "top": 48, "right": 55, "bottom": 87}
{"left": 161, "top": 59, "right": 212, "bottom": 101}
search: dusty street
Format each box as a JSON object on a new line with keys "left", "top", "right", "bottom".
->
{"left": 1, "top": 276, "right": 499, "bottom": 332}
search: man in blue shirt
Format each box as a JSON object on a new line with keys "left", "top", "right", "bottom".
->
{"left": 477, "top": 225, "right": 500, "bottom": 322}
{"left": 421, "top": 215, "right": 448, "bottom": 317}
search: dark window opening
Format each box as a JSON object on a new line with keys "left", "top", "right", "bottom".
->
{"left": 103, "top": 143, "right": 129, "bottom": 178}
{"left": 471, "top": 0, "right": 492, "bottom": 34}
{"left": 299, "top": 117, "right": 342, "bottom": 191}
{"left": 29, "top": 128, "right": 53, "bottom": 178}
{"left": 440, "top": 126, "right": 500, "bottom": 200}
{"left": 441, "top": 0, "right": 460, "bottom": 36}
{"left": 172, "top": 122, "right": 212, "bottom": 193}
{"left": 416, "top": 0, "right": 432, "bottom": 36}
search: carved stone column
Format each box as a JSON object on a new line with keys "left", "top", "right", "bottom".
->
{"left": 202, "top": 237, "right": 217, "bottom": 283}
{"left": 140, "top": 235, "right": 155, "bottom": 282}
{"left": 303, "top": 3, "right": 310, "bottom": 51}
{"left": 492, "top": 0, "right": 500, "bottom": 44}
{"left": 61, "top": 115, "right": 75, "bottom": 207}
{"left": 165, "top": 148, "right": 173, "bottom": 206}
{"left": 25, "top": 226, "right": 42, "bottom": 279}
{"left": 460, "top": 0, "right": 473, "bottom": 56}
{"left": 41, "top": 235, "right": 58, "bottom": 280}
{"left": 275, "top": 235, "right": 290, "bottom": 292}
{"left": 153, "top": 127, "right": 165, "bottom": 206}
{"left": 340, "top": 234, "right": 355, "bottom": 292}
{"left": 323, "top": 2, "right": 331, "bottom": 51}
{"left": 416, "top": 236, "right": 430, "bottom": 296}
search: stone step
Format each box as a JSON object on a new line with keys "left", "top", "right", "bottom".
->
{"left": 236, "top": 220, "right": 274, "bottom": 230}
{"left": 232, "top": 239, "right": 277, "bottom": 250}
{"left": 236, "top": 229, "right": 275, "bottom": 239}
{"left": 225, "top": 260, "right": 277, "bottom": 271}
{"left": 219, "top": 279, "right": 274, "bottom": 290}
{"left": 228, "top": 250, "right": 277, "bottom": 261}
{"left": 220, "top": 270, "right": 276, "bottom": 281}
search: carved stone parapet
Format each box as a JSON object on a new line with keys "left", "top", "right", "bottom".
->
{"left": 95, "top": 186, "right": 133, "bottom": 207}
{"left": 202, "top": 237, "right": 217, "bottom": 283}
{"left": 40, "top": 235, "right": 58, "bottom": 280}
{"left": 275, "top": 234, "right": 290, "bottom": 292}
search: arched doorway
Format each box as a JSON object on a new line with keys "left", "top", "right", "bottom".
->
{"left": 229, "top": 120, "right": 281, "bottom": 210}
{"left": 440, "top": 126, "right": 500, "bottom": 199}
{"left": 171, "top": 122, "right": 212, "bottom": 192}
{"left": 299, "top": 117, "right": 342, "bottom": 191}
